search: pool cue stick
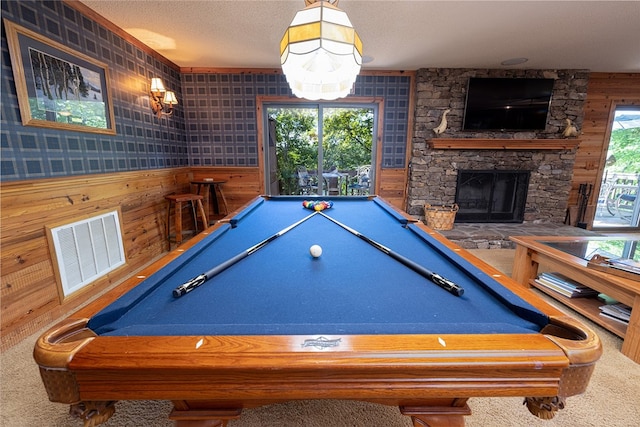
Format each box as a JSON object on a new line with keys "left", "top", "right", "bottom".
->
{"left": 173, "top": 211, "right": 319, "bottom": 297}
{"left": 318, "top": 212, "right": 464, "bottom": 297}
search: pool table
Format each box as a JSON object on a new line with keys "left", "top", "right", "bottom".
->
{"left": 34, "top": 196, "right": 601, "bottom": 427}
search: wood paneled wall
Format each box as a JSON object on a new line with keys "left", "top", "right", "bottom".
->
{"left": 378, "top": 168, "right": 408, "bottom": 210}
{"left": 569, "top": 73, "right": 640, "bottom": 227}
{"left": 190, "top": 167, "right": 262, "bottom": 210}
{"left": 0, "top": 167, "right": 259, "bottom": 349}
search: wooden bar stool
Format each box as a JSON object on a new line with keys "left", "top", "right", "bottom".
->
{"left": 165, "top": 194, "right": 208, "bottom": 246}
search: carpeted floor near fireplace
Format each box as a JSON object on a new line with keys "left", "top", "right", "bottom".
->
{"left": 2, "top": 249, "right": 639, "bottom": 427}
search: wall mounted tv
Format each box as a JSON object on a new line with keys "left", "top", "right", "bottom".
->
{"left": 462, "top": 78, "right": 555, "bottom": 131}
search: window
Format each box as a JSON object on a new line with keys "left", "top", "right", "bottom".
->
{"left": 263, "top": 101, "right": 378, "bottom": 196}
{"left": 593, "top": 107, "right": 640, "bottom": 230}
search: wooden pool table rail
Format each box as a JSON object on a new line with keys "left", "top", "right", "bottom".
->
{"left": 33, "top": 206, "right": 602, "bottom": 427}
{"left": 35, "top": 313, "right": 599, "bottom": 426}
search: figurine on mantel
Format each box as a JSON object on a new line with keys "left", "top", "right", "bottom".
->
{"left": 562, "top": 118, "right": 579, "bottom": 137}
{"left": 433, "top": 109, "right": 450, "bottom": 134}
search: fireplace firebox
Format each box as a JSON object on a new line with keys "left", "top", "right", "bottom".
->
{"left": 455, "top": 170, "right": 530, "bottom": 223}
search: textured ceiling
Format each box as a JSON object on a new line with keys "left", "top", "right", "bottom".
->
{"left": 80, "top": 0, "right": 640, "bottom": 72}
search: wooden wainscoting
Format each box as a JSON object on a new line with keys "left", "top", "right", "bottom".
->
{"left": 377, "top": 168, "right": 408, "bottom": 210}
{"left": 190, "top": 166, "right": 262, "bottom": 213}
{"left": 0, "top": 168, "right": 194, "bottom": 349}
{"left": 190, "top": 166, "right": 407, "bottom": 212}
{"left": 1, "top": 165, "right": 403, "bottom": 349}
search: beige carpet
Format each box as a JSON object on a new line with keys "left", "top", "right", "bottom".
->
{"left": 2, "top": 249, "right": 639, "bottom": 427}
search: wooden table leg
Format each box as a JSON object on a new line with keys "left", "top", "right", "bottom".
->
{"left": 169, "top": 407, "right": 241, "bottom": 427}
{"left": 214, "top": 183, "right": 228, "bottom": 215}
{"left": 175, "top": 200, "right": 184, "bottom": 245}
{"left": 400, "top": 401, "right": 471, "bottom": 427}
{"left": 621, "top": 295, "right": 640, "bottom": 363}
{"left": 196, "top": 183, "right": 211, "bottom": 221}
{"left": 512, "top": 244, "right": 538, "bottom": 287}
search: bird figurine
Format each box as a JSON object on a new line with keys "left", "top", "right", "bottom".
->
{"left": 562, "top": 118, "right": 578, "bottom": 137}
{"left": 433, "top": 109, "right": 450, "bottom": 134}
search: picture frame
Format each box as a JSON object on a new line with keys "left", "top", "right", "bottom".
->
{"left": 4, "top": 19, "right": 116, "bottom": 135}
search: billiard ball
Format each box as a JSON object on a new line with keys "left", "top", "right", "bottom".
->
{"left": 309, "top": 244, "right": 322, "bottom": 258}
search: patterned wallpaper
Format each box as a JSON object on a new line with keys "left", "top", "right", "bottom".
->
{"left": 184, "top": 72, "right": 412, "bottom": 168}
{"left": 1, "top": 0, "right": 187, "bottom": 181}
{"left": 1, "top": 1, "right": 411, "bottom": 182}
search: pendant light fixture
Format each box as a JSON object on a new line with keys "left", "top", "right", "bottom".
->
{"left": 280, "top": 0, "right": 363, "bottom": 100}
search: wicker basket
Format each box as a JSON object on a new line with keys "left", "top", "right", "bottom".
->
{"left": 423, "top": 204, "right": 458, "bottom": 230}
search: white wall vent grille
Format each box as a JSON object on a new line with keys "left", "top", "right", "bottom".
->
{"left": 48, "top": 210, "right": 126, "bottom": 298}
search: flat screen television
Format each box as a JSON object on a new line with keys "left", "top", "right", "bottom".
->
{"left": 462, "top": 78, "right": 554, "bottom": 131}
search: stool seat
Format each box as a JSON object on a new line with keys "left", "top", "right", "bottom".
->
{"left": 165, "top": 194, "right": 205, "bottom": 204}
{"left": 165, "top": 193, "right": 208, "bottom": 247}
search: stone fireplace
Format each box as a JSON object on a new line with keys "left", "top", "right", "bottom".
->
{"left": 408, "top": 68, "right": 588, "bottom": 224}
{"left": 455, "top": 170, "right": 530, "bottom": 223}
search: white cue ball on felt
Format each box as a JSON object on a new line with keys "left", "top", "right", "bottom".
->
{"left": 309, "top": 244, "right": 322, "bottom": 258}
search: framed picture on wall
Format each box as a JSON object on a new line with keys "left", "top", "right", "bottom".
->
{"left": 4, "top": 19, "right": 116, "bottom": 135}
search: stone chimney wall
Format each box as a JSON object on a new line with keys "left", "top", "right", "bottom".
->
{"left": 408, "top": 68, "right": 589, "bottom": 223}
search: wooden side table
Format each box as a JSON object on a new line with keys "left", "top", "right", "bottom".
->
{"left": 191, "top": 180, "right": 228, "bottom": 222}
{"left": 510, "top": 234, "right": 640, "bottom": 363}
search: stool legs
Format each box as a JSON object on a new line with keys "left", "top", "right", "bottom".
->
{"left": 195, "top": 199, "right": 208, "bottom": 230}
{"left": 165, "top": 194, "right": 208, "bottom": 247}
{"left": 178, "top": 200, "right": 185, "bottom": 241}
{"left": 169, "top": 200, "right": 185, "bottom": 246}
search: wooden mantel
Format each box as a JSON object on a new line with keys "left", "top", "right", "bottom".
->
{"left": 429, "top": 138, "right": 581, "bottom": 150}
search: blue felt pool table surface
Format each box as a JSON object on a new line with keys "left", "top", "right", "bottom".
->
{"left": 89, "top": 196, "right": 548, "bottom": 337}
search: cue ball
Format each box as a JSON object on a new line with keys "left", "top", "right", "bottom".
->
{"left": 309, "top": 244, "right": 322, "bottom": 258}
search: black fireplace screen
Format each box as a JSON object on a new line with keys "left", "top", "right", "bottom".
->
{"left": 454, "top": 170, "right": 530, "bottom": 222}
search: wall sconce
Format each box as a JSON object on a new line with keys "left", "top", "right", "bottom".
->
{"left": 150, "top": 77, "right": 178, "bottom": 118}
{"left": 280, "top": 0, "right": 362, "bottom": 100}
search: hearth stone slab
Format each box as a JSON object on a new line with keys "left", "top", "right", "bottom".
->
{"left": 438, "top": 223, "right": 598, "bottom": 249}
